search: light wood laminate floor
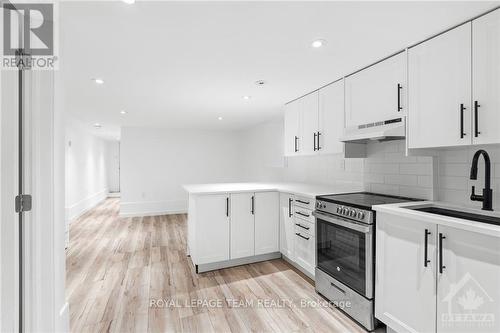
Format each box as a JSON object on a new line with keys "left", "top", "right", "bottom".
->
{"left": 66, "top": 198, "right": 369, "bottom": 333}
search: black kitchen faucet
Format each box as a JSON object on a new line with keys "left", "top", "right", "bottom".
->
{"left": 470, "top": 149, "right": 493, "bottom": 211}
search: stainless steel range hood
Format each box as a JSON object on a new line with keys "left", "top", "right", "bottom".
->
{"left": 340, "top": 117, "right": 405, "bottom": 144}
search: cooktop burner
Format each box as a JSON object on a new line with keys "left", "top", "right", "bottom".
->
{"left": 317, "top": 192, "right": 421, "bottom": 210}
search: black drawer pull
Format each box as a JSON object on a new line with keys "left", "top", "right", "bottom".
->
{"left": 474, "top": 101, "right": 481, "bottom": 137}
{"left": 296, "top": 199, "right": 310, "bottom": 205}
{"left": 439, "top": 233, "right": 446, "bottom": 274}
{"left": 460, "top": 104, "right": 466, "bottom": 139}
{"left": 424, "top": 229, "right": 431, "bottom": 267}
{"left": 295, "top": 233, "right": 310, "bottom": 240}
{"left": 397, "top": 83, "right": 403, "bottom": 112}
{"left": 296, "top": 211, "right": 310, "bottom": 218}
{"left": 295, "top": 223, "right": 310, "bottom": 230}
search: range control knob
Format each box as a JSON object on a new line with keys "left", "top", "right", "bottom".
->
{"left": 336, "top": 206, "right": 342, "bottom": 214}
{"left": 342, "top": 207, "right": 349, "bottom": 215}
{"left": 357, "top": 211, "right": 365, "bottom": 220}
{"left": 322, "top": 203, "right": 327, "bottom": 209}
{"left": 350, "top": 209, "right": 357, "bottom": 217}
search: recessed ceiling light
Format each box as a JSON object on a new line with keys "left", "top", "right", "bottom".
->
{"left": 93, "top": 123, "right": 102, "bottom": 128}
{"left": 122, "top": 0, "right": 135, "bottom": 4}
{"left": 242, "top": 95, "right": 251, "bottom": 100}
{"left": 311, "top": 39, "right": 326, "bottom": 48}
{"left": 218, "top": 116, "right": 223, "bottom": 120}
{"left": 120, "top": 110, "right": 127, "bottom": 114}
{"left": 255, "top": 80, "right": 266, "bottom": 86}
{"left": 93, "top": 78, "right": 104, "bottom": 85}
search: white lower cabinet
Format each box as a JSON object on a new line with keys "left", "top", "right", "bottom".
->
{"left": 294, "top": 225, "right": 315, "bottom": 275}
{"left": 375, "top": 212, "right": 437, "bottom": 333}
{"left": 279, "top": 193, "right": 295, "bottom": 260}
{"left": 254, "top": 192, "right": 280, "bottom": 255}
{"left": 230, "top": 192, "right": 255, "bottom": 259}
{"left": 376, "top": 211, "right": 500, "bottom": 333}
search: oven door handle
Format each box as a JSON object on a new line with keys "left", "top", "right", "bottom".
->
{"left": 312, "top": 211, "right": 371, "bottom": 234}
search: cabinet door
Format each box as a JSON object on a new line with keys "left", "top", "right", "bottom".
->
{"left": 279, "top": 193, "right": 295, "bottom": 259}
{"left": 284, "top": 101, "right": 300, "bottom": 156}
{"left": 408, "top": 23, "right": 472, "bottom": 148}
{"left": 254, "top": 192, "right": 279, "bottom": 255}
{"left": 436, "top": 225, "right": 500, "bottom": 333}
{"left": 230, "top": 193, "right": 255, "bottom": 259}
{"left": 294, "top": 228, "right": 315, "bottom": 276}
{"left": 196, "top": 194, "right": 230, "bottom": 264}
{"left": 319, "top": 80, "right": 344, "bottom": 154}
{"left": 375, "top": 212, "right": 437, "bottom": 333}
{"left": 299, "top": 91, "right": 319, "bottom": 156}
{"left": 345, "top": 52, "right": 406, "bottom": 128}
{"left": 472, "top": 9, "right": 500, "bottom": 145}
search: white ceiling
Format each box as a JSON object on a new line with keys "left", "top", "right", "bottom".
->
{"left": 60, "top": 1, "right": 498, "bottom": 139}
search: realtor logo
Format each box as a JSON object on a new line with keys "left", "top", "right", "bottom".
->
{"left": 2, "top": 1, "right": 58, "bottom": 69}
{"left": 441, "top": 272, "right": 496, "bottom": 331}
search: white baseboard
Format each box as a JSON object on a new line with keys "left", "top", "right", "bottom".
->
{"left": 65, "top": 189, "right": 108, "bottom": 223}
{"left": 119, "top": 199, "right": 187, "bottom": 217}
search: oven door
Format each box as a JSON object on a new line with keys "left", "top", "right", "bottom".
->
{"left": 313, "top": 211, "right": 374, "bottom": 299}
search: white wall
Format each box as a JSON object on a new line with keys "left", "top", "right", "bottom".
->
{"left": 238, "top": 119, "right": 285, "bottom": 182}
{"left": 120, "top": 127, "right": 243, "bottom": 216}
{"left": 105, "top": 140, "right": 120, "bottom": 193}
{"left": 65, "top": 118, "right": 109, "bottom": 222}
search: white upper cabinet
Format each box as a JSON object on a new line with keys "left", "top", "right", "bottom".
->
{"left": 345, "top": 52, "right": 406, "bottom": 128}
{"left": 254, "top": 192, "right": 279, "bottom": 255}
{"left": 472, "top": 9, "right": 500, "bottom": 145}
{"left": 284, "top": 100, "right": 301, "bottom": 156}
{"left": 318, "top": 80, "right": 345, "bottom": 154}
{"left": 408, "top": 23, "right": 472, "bottom": 148}
{"left": 230, "top": 193, "right": 255, "bottom": 259}
{"left": 299, "top": 91, "right": 320, "bottom": 156}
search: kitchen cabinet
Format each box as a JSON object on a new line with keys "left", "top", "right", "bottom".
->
{"left": 436, "top": 225, "right": 500, "bottom": 333}
{"left": 318, "top": 80, "right": 345, "bottom": 154}
{"left": 300, "top": 91, "right": 320, "bottom": 156}
{"left": 280, "top": 193, "right": 295, "bottom": 260}
{"left": 230, "top": 193, "right": 255, "bottom": 259}
{"left": 376, "top": 210, "right": 500, "bottom": 333}
{"left": 408, "top": 23, "right": 472, "bottom": 149}
{"left": 190, "top": 194, "right": 230, "bottom": 265}
{"left": 375, "top": 212, "right": 437, "bottom": 333}
{"left": 294, "top": 225, "right": 315, "bottom": 275}
{"left": 472, "top": 9, "right": 500, "bottom": 145}
{"left": 345, "top": 52, "right": 406, "bottom": 128}
{"left": 254, "top": 192, "right": 280, "bottom": 255}
{"left": 284, "top": 100, "right": 301, "bottom": 156}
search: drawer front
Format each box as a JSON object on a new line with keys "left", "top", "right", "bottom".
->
{"left": 294, "top": 217, "right": 314, "bottom": 236}
{"left": 294, "top": 226, "right": 316, "bottom": 275}
{"left": 294, "top": 196, "right": 315, "bottom": 210}
{"left": 293, "top": 206, "right": 314, "bottom": 224}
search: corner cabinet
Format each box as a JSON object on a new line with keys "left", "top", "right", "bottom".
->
{"left": 345, "top": 52, "right": 406, "bottom": 128}
{"left": 279, "top": 193, "right": 295, "bottom": 260}
{"left": 376, "top": 210, "right": 500, "bottom": 333}
{"left": 409, "top": 9, "right": 500, "bottom": 148}
{"left": 284, "top": 81, "right": 344, "bottom": 157}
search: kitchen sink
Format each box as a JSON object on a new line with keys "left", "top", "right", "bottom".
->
{"left": 413, "top": 206, "right": 500, "bottom": 226}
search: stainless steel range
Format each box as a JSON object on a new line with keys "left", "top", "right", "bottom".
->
{"left": 313, "top": 192, "right": 420, "bottom": 331}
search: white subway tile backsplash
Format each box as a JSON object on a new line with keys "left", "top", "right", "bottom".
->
{"left": 439, "top": 176, "right": 468, "bottom": 190}
{"left": 366, "top": 163, "right": 399, "bottom": 174}
{"left": 384, "top": 174, "right": 418, "bottom": 186}
{"left": 400, "top": 163, "right": 432, "bottom": 175}
{"left": 439, "top": 163, "right": 469, "bottom": 177}
{"left": 417, "top": 175, "right": 433, "bottom": 188}
{"left": 370, "top": 183, "right": 400, "bottom": 196}
{"left": 399, "top": 186, "right": 433, "bottom": 200}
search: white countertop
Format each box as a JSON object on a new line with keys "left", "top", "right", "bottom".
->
{"left": 374, "top": 201, "right": 500, "bottom": 237}
{"left": 183, "top": 182, "right": 364, "bottom": 198}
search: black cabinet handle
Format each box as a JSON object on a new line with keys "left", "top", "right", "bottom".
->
{"left": 317, "top": 132, "right": 322, "bottom": 150}
{"left": 474, "top": 101, "right": 481, "bottom": 137}
{"left": 439, "top": 233, "right": 446, "bottom": 274}
{"left": 424, "top": 229, "right": 431, "bottom": 267}
{"left": 294, "top": 136, "right": 298, "bottom": 152}
{"left": 295, "top": 233, "right": 310, "bottom": 240}
{"left": 295, "top": 223, "right": 310, "bottom": 230}
{"left": 296, "top": 211, "right": 310, "bottom": 218}
{"left": 251, "top": 196, "right": 255, "bottom": 215}
{"left": 460, "top": 104, "right": 466, "bottom": 139}
{"left": 288, "top": 198, "right": 293, "bottom": 217}
{"left": 296, "top": 199, "right": 310, "bottom": 205}
{"left": 313, "top": 133, "right": 317, "bottom": 151}
{"left": 226, "top": 197, "right": 229, "bottom": 217}
{"left": 397, "top": 83, "right": 403, "bottom": 112}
